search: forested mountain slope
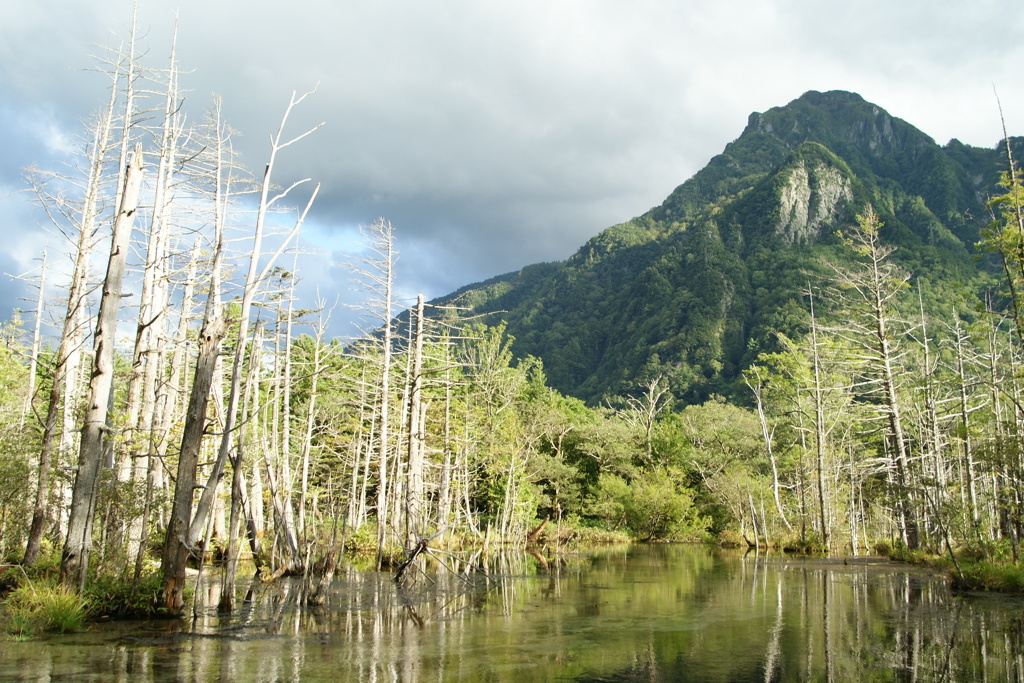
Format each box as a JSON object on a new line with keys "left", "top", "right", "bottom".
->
{"left": 432, "top": 90, "right": 1018, "bottom": 403}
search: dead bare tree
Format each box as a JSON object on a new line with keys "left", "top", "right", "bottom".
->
{"left": 828, "top": 207, "right": 918, "bottom": 549}
{"left": 23, "top": 69, "right": 120, "bottom": 567}
{"left": 347, "top": 218, "right": 398, "bottom": 566}
{"left": 159, "top": 99, "right": 233, "bottom": 614}
{"left": 60, "top": 144, "right": 145, "bottom": 589}
{"left": 160, "top": 91, "right": 320, "bottom": 615}
{"left": 404, "top": 295, "right": 427, "bottom": 549}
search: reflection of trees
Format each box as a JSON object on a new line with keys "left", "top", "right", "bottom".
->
{"left": 8, "top": 547, "right": 1024, "bottom": 681}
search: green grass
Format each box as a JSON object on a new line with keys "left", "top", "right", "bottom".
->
{"left": 83, "top": 570, "right": 165, "bottom": 619}
{"left": 951, "top": 560, "right": 1024, "bottom": 593}
{"left": 874, "top": 539, "right": 1024, "bottom": 594}
{"left": 2, "top": 580, "right": 89, "bottom": 635}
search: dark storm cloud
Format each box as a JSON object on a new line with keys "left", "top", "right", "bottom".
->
{"left": 2, "top": 0, "right": 1022, "bottom": 338}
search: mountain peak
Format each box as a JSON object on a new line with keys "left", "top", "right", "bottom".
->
{"left": 744, "top": 89, "right": 936, "bottom": 169}
{"left": 434, "top": 91, "right": 1002, "bottom": 402}
{"left": 652, "top": 90, "right": 939, "bottom": 230}
{"left": 746, "top": 90, "right": 871, "bottom": 131}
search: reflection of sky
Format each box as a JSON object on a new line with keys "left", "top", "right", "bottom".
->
{"left": 1, "top": 0, "right": 1022, "bottom": 340}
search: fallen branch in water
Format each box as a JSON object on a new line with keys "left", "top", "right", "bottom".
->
{"left": 526, "top": 516, "right": 549, "bottom": 545}
{"left": 394, "top": 538, "right": 429, "bottom": 584}
{"left": 393, "top": 527, "right": 450, "bottom": 584}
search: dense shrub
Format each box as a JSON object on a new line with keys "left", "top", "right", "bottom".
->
{"left": 591, "top": 469, "right": 707, "bottom": 541}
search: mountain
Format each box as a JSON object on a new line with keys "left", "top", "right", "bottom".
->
{"left": 431, "top": 90, "right": 1018, "bottom": 404}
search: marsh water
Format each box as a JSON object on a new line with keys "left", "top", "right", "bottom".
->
{"left": 2, "top": 544, "right": 1024, "bottom": 682}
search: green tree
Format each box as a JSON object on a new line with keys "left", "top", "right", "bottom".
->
{"left": 982, "top": 161, "right": 1024, "bottom": 341}
{"left": 0, "top": 319, "right": 33, "bottom": 560}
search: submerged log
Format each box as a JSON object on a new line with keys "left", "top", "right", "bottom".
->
{"left": 307, "top": 547, "right": 338, "bottom": 606}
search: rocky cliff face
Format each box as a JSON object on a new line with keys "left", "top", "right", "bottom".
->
{"left": 775, "top": 158, "right": 853, "bottom": 247}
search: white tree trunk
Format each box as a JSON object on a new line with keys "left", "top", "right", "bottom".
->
{"left": 60, "top": 145, "right": 145, "bottom": 589}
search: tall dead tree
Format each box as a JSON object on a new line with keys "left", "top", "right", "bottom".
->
{"left": 160, "top": 91, "right": 320, "bottom": 615}
{"left": 347, "top": 218, "right": 398, "bottom": 565}
{"left": 60, "top": 144, "right": 145, "bottom": 589}
{"left": 404, "top": 294, "right": 426, "bottom": 549}
{"left": 19, "top": 249, "right": 47, "bottom": 429}
{"left": 742, "top": 365, "right": 793, "bottom": 533}
{"left": 124, "top": 32, "right": 183, "bottom": 476}
{"left": 23, "top": 69, "right": 120, "bottom": 567}
{"left": 621, "top": 376, "right": 669, "bottom": 467}
{"left": 829, "top": 207, "right": 918, "bottom": 549}
{"left": 185, "top": 90, "right": 320, "bottom": 552}
{"left": 159, "top": 100, "right": 232, "bottom": 614}
{"left": 297, "top": 298, "right": 332, "bottom": 543}
{"left": 808, "top": 291, "right": 831, "bottom": 550}
{"left": 121, "top": 34, "right": 186, "bottom": 573}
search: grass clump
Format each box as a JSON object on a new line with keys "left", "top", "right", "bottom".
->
{"left": 343, "top": 523, "right": 379, "bottom": 555}
{"left": 874, "top": 540, "right": 933, "bottom": 565}
{"left": 3, "top": 579, "right": 89, "bottom": 635}
{"left": 84, "top": 570, "right": 165, "bottom": 619}
{"left": 528, "top": 516, "right": 632, "bottom": 549}
{"left": 951, "top": 561, "right": 1024, "bottom": 593}
{"left": 781, "top": 536, "right": 829, "bottom": 555}
{"left": 873, "top": 539, "right": 1024, "bottom": 594}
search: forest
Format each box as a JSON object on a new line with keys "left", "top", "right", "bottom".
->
{"left": 4, "top": 19, "right": 1024, "bottom": 633}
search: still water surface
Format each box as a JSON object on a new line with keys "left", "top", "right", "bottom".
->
{"left": 2, "top": 544, "right": 1023, "bottom": 682}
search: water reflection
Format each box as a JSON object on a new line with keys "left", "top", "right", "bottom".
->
{"left": 2, "top": 546, "right": 1024, "bottom": 682}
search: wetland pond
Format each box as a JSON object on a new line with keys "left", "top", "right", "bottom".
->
{"left": 2, "top": 544, "right": 1024, "bottom": 682}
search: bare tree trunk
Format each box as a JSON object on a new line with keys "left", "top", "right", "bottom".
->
{"left": 297, "top": 301, "right": 329, "bottom": 544}
{"left": 952, "top": 317, "right": 981, "bottom": 538}
{"left": 354, "top": 391, "right": 376, "bottom": 530}
{"left": 268, "top": 269, "right": 301, "bottom": 569}
{"left": 809, "top": 292, "right": 830, "bottom": 551}
{"left": 159, "top": 101, "right": 230, "bottom": 614}
{"left": 220, "top": 322, "right": 263, "bottom": 610}
{"left": 744, "top": 367, "right": 792, "bottom": 532}
{"left": 876, "top": 290, "right": 917, "bottom": 549}
{"left": 831, "top": 208, "right": 918, "bottom": 549}
{"left": 437, "top": 359, "right": 454, "bottom": 533}
{"left": 351, "top": 218, "right": 397, "bottom": 567}
{"left": 162, "top": 236, "right": 203, "bottom": 442}
{"left": 21, "top": 249, "right": 46, "bottom": 429}
{"left": 24, "top": 73, "right": 119, "bottom": 567}
{"left": 60, "top": 145, "right": 145, "bottom": 589}
{"left": 160, "top": 93, "right": 320, "bottom": 616}
{"left": 280, "top": 264, "right": 297, "bottom": 530}
{"left": 123, "top": 38, "right": 182, "bottom": 569}
{"left": 848, "top": 441, "right": 859, "bottom": 555}
{"left": 159, "top": 307, "right": 226, "bottom": 613}
{"left": 404, "top": 295, "right": 426, "bottom": 548}
{"left": 145, "top": 236, "right": 203, "bottom": 545}
{"left": 185, "top": 92, "right": 320, "bottom": 550}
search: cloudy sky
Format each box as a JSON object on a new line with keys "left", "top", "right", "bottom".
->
{"left": 1, "top": 0, "right": 1021, "bottom": 339}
